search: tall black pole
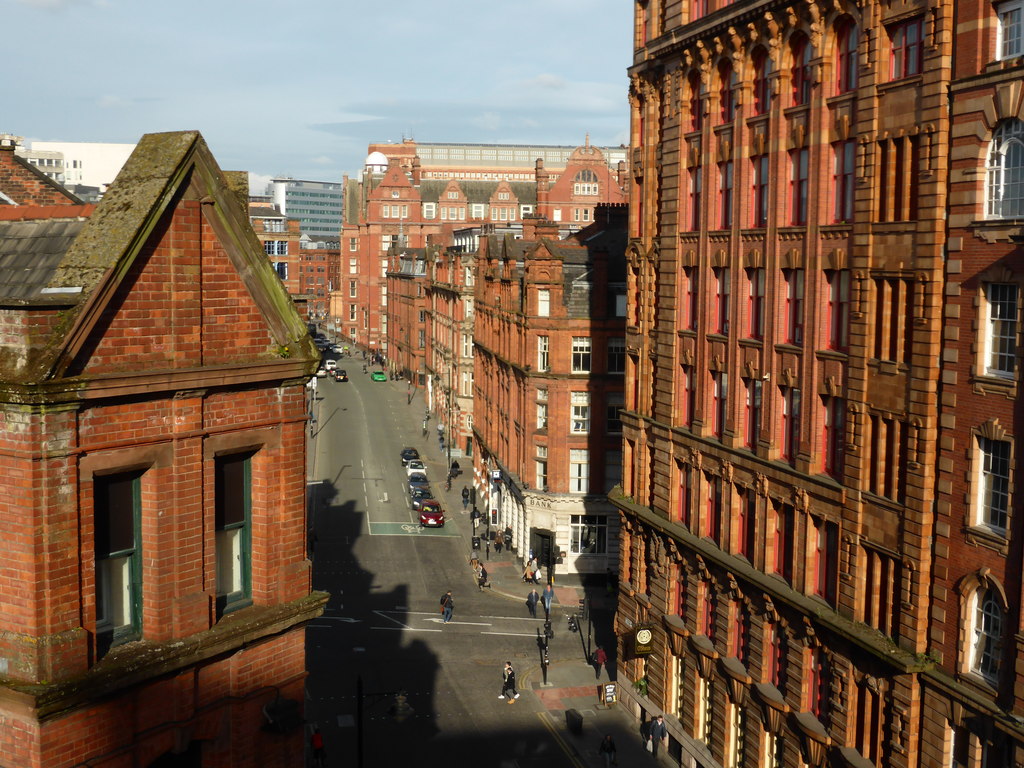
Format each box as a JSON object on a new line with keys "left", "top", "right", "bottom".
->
{"left": 356, "top": 674, "right": 364, "bottom": 768}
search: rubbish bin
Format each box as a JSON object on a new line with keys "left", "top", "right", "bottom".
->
{"left": 565, "top": 708, "right": 583, "bottom": 735}
{"left": 472, "top": 536, "right": 481, "bottom": 550}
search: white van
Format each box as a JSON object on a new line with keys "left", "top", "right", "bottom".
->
{"left": 325, "top": 359, "right": 337, "bottom": 371}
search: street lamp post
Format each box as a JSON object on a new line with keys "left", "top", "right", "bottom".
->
{"left": 356, "top": 675, "right": 414, "bottom": 768}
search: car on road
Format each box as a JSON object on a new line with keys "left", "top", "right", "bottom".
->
{"left": 370, "top": 370, "right": 387, "bottom": 382}
{"left": 400, "top": 448, "right": 420, "bottom": 465}
{"left": 405, "top": 460, "right": 426, "bottom": 476}
{"left": 418, "top": 500, "right": 445, "bottom": 527}
{"left": 334, "top": 369, "right": 348, "bottom": 382}
{"left": 408, "top": 472, "right": 430, "bottom": 494}
{"left": 410, "top": 488, "right": 435, "bottom": 511}
{"left": 325, "top": 359, "right": 337, "bottom": 371}
{"left": 315, "top": 367, "right": 327, "bottom": 377}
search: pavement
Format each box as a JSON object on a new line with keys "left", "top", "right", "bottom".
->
{"left": 411, "top": 403, "right": 670, "bottom": 767}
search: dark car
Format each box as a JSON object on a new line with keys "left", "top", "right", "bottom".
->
{"left": 410, "top": 488, "right": 435, "bottom": 510}
{"left": 337, "top": 369, "right": 348, "bottom": 382}
{"left": 400, "top": 448, "right": 420, "bottom": 466}
{"left": 408, "top": 472, "right": 430, "bottom": 495}
{"left": 418, "top": 500, "right": 445, "bottom": 527}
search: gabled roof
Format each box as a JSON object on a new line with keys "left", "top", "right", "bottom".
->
{"left": 418, "top": 180, "right": 537, "bottom": 205}
{"left": 0, "top": 130, "right": 317, "bottom": 385}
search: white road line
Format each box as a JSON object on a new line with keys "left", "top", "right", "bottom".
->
{"left": 480, "top": 632, "right": 541, "bottom": 638}
{"left": 372, "top": 609, "right": 412, "bottom": 628}
{"left": 371, "top": 627, "right": 443, "bottom": 633}
{"left": 481, "top": 615, "right": 547, "bottom": 622}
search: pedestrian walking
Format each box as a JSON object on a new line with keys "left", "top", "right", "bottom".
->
{"left": 526, "top": 588, "right": 540, "bottom": 618}
{"left": 598, "top": 734, "right": 618, "bottom": 767}
{"left": 478, "top": 564, "right": 489, "bottom": 591}
{"left": 310, "top": 727, "right": 326, "bottom": 767}
{"left": 593, "top": 645, "right": 608, "bottom": 679}
{"left": 542, "top": 583, "right": 554, "bottom": 618}
{"left": 461, "top": 486, "right": 470, "bottom": 510}
{"left": 528, "top": 557, "right": 541, "bottom": 584}
{"left": 499, "top": 661, "right": 519, "bottom": 701}
{"left": 471, "top": 507, "right": 481, "bottom": 531}
{"left": 647, "top": 714, "right": 668, "bottom": 757}
{"left": 440, "top": 590, "right": 454, "bottom": 624}
{"left": 494, "top": 530, "right": 504, "bottom": 554}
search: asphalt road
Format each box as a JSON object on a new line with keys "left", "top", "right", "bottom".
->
{"left": 302, "top": 362, "right": 592, "bottom": 768}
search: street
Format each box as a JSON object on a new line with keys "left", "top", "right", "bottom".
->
{"left": 302, "top": 361, "right": 620, "bottom": 768}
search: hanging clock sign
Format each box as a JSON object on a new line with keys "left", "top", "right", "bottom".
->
{"left": 634, "top": 625, "right": 654, "bottom": 656}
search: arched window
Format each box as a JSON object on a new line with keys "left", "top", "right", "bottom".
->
{"left": 835, "top": 18, "right": 859, "bottom": 94}
{"left": 987, "top": 119, "right": 1024, "bottom": 219}
{"left": 752, "top": 48, "right": 773, "bottom": 115}
{"left": 719, "top": 60, "right": 736, "bottom": 122}
{"left": 971, "top": 588, "right": 1003, "bottom": 681}
{"left": 791, "top": 33, "right": 812, "bottom": 106}
{"left": 573, "top": 169, "right": 599, "bottom": 196}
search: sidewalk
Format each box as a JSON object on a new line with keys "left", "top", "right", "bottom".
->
{"left": 408, "top": 401, "right": 668, "bottom": 767}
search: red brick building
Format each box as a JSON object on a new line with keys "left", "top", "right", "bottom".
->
{"left": 0, "top": 132, "right": 324, "bottom": 767}
{"left": 249, "top": 206, "right": 302, "bottom": 296}
{"left": 385, "top": 247, "right": 430, "bottom": 387}
{"left": 472, "top": 208, "right": 627, "bottom": 577}
{"left": 612, "top": 1, "right": 959, "bottom": 766}
{"left": 925, "top": 4, "right": 1024, "bottom": 763}
{"left": 341, "top": 139, "right": 627, "bottom": 357}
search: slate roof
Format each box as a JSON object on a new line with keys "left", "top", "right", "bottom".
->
{"left": 418, "top": 180, "right": 537, "bottom": 205}
{"left": 0, "top": 217, "right": 88, "bottom": 301}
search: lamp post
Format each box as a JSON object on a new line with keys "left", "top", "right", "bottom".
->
{"left": 356, "top": 675, "right": 414, "bottom": 768}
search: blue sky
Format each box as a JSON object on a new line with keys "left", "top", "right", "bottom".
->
{"left": 7, "top": 0, "right": 632, "bottom": 189}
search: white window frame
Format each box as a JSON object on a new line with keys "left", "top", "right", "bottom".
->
{"left": 423, "top": 202, "right": 436, "bottom": 219}
{"left": 569, "top": 449, "right": 590, "bottom": 493}
{"left": 537, "top": 335, "right": 550, "bottom": 371}
{"left": 998, "top": 0, "right": 1024, "bottom": 59}
{"left": 970, "top": 587, "right": 1003, "bottom": 682}
{"left": 987, "top": 119, "right": 1024, "bottom": 219}
{"left": 571, "top": 391, "right": 591, "bottom": 433}
{"left": 538, "top": 288, "right": 550, "bottom": 317}
{"left": 976, "top": 436, "right": 1011, "bottom": 532}
{"left": 570, "top": 514, "right": 607, "bottom": 554}
{"left": 536, "top": 401, "right": 548, "bottom": 430}
{"left": 983, "top": 282, "right": 1019, "bottom": 378}
{"left": 571, "top": 337, "right": 592, "bottom": 373}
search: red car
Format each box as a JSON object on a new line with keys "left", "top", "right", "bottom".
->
{"left": 418, "top": 500, "right": 445, "bottom": 527}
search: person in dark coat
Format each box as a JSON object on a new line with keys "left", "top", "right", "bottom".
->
{"left": 598, "top": 734, "right": 617, "bottom": 767}
{"left": 499, "top": 661, "right": 519, "bottom": 701}
{"left": 542, "top": 583, "right": 555, "bottom": 618}
{"left": 647, "top": 714, "right": 667, "bottom": 757}
{"left": 440, "top": 590, "right": 454, "bottom": 624}
{"left": 526, "top": 588, "right": 540, "bottom": 618}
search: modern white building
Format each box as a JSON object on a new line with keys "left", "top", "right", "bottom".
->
{"left": 268, "top": 177, "right": 343, "bottom": 237}
{"left": 28, "top": 140, "right": 136, "bottom": 191}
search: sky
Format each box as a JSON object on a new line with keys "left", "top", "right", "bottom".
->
{"left": 6, "top": 0, "right": 633, "bottom": 193}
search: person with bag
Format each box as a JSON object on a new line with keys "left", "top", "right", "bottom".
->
{"left": 478, "top": 564, "right": 489, "bottom": 591}
{"left": 440, "top": 590, "right": 454, "bottom": 624}
{"left": 499, "top": 661, "right": 519, "bottom": 701}
{"left": 647, "top": 714, "right": 667, "bottom": 757}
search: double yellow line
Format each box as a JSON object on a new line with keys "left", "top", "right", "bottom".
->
{"left": 536, "top": 710, "right": 589, "bottom": 768}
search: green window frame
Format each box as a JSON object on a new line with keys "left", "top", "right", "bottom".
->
{"left": 216, "top": 452, "right": 253, "bottom": 616}
{"left": 95, "top": 471, "right": 143, "bottom": 653}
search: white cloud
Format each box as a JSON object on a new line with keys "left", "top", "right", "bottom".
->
{"left": 248, "top": 173, "right": 273, "bottom": 196}
{"left": 470, "top": 112, "right": 502, "bottom": 132}
{"left": 521, "top": 73, "right": 567, "bottom": 90}
{"left": 311, "top": 155, "right": 333, "bottom": 166}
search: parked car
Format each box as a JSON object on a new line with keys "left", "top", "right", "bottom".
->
{"left": 407, "top": 472, "right": 430, "bottom": 494}
{"left": 418, "top": 500, "right": 445, "bottom": 527}
{"left": 400, "top": 448, "right": 420, "bottom": 465}
{"left": 370, "top": 370, "right": 387, "bottom": 382}
{"left": 410, "top": 488, "right": 435, "bottom": 510}
{"left": 405, "top": 460, "right": 426, "bottom": 476}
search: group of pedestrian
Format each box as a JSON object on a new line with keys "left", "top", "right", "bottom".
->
{"left": 525, "top": 583, "right": 555, "bottom": 618}
{"left": 522, "top": 556, "right": 541, "bottom": 583}
{"left": 473, "top": 560, "right": 490, "bottom": 591}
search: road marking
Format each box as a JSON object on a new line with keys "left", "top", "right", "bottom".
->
{"left": 536, "top": 711, "right": 588, "bottom": 768}
{"left": 312, "top": 616, "right": 361, "bottom": 623}
{"left": 373, "top": 610, "right": 410, "bottom": 628}
{"left": 481, "top": 631, "right": 539, "bottom": 637}
{"left": 481, "top": 615, "right": 546, "bottom": 622}
{"left": 371, "top": 626, "right": 443, "bottom": 633}
{"left": 424, "top": 618, "right": 492, "bottom": 626}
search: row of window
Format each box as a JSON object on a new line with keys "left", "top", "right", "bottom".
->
{"left": 535, "top": 336, "right": 625, "bottom": 374}
{"left": 677, "top": 267, "right": 850, "bottom": 351}
{"left": 532, "top": 446, "right": 622, "bottom": 495}
{"left": 534, "top": 389, "right": 624, "bottom": 436}
{"left": 95, "top": 453, "right": 252, "bottom": 653}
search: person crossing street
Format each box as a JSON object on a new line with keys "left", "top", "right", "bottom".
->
{"left": 499, "top": 661, "right": 519, "bottom": 701}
